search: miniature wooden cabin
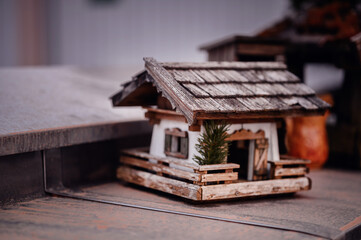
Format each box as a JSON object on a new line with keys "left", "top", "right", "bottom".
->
{"left": 111, "top": 57, "right": 329, "bottom": 201}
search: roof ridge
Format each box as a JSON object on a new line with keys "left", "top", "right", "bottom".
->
{"left": 160, "top": 61, "right": 287, "bottom": 70}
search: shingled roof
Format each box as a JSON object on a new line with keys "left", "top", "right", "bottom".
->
{"left": 111, "top": 57, "right": 329, "bottom": 125}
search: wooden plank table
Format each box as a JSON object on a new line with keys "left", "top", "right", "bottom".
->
{"left": 0, "top": 169, "right": 360, "bottom": 240}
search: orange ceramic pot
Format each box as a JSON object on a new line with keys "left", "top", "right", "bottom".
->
{"left": 285, "top": 94, "right": 332, "bottom": 169}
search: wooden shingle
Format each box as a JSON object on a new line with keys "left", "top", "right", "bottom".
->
{"left": 112, "top": 57, "right": 330, "bottom": 125}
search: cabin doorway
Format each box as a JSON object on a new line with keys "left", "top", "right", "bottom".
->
{"left": 226, "top": 129, "right": 269, "bottom": 181}
{"left": 228, "top": 140, "right": 251, "bottom": 180}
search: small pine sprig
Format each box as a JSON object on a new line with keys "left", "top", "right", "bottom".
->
{"left": 193, "top": 121, "right": 230, "bottom": 165}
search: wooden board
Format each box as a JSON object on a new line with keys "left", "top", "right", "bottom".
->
{"left": 117, "top": 166, "right": 311, "bottom": 201}
{"left": 161, "top": 61, "right": 287, "bottom": 70}
{"left": 120, "top": 155, "right": 201, "bottom": 182}
{"left": 121, "top": 148, "right": 198, "bottom": 170}
{"left": 274, "top": 167, "right": 308, "bottom": 177}
{"left": 200, "top": 172, "right": 238, "bottom": 183}
{"left": 201, "top": 177, "right": 311, "bottom": 201}
{"left": 226, "top": 129, "right": 265, "bottom": 141}
{"left": 198, "top": 163, "right": 240, "bottom": 171}
{"left": 117, "top": 166, "right": 201, "bottom": 200}
{"left": 144, "top": 57, "right": 199, "bottom": 124}
{"left": 269, "top": 159, "right": 311, "bottom": 166}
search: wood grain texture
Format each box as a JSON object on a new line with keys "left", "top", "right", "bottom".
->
{"left": 274, "top": 167, "right": 308, "bottom": 177}
{"left": 122, "top": 148, "right": 198, "bottom": 170}
{"left": 119, "top": 156, "right": 201, "bottom": 182}
{"left": 226, "top": 129, "right": 265, "bottom": 141}
{"left": 182, "top": 83, "right": 210, "bottom": 97}
{"left": 201, "top": 177, "right": 311, "bottom": 200}
{"left": 144, "top": 57, "right": 199, "bottom": 124}
{"left": 111, "top": 58, "right": 329, "bottom": 123}
{"left": 161, "top": 61, "right": 287, "bottom": 70}
{"left": 117, "top": 166, "right": 201, "bottom": 200}
{"left": 269, "top": 158, "right": 311, "bottom": 165}
{"left": 200, "top": 172, "right": 238, "bottom": 183}
{"left": 198, "top": 163, "right": 240, "bottom": 171}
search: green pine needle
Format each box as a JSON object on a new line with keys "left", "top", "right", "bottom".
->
{"left": 193, "top": 121, "right": 230, "bottom": 165}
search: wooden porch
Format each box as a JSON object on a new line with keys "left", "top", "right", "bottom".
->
{"left": 117, "top": 148, "right": 311, "bottom": 201}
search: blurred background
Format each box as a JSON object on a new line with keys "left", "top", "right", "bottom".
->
{"left": 1, "top": 0, "right": 361, "bottom": 169}
{"left": 0, "top": 0, "right": 288, "bottom": 67}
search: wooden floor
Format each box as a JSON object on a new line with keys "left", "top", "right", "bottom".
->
{"left": 1, "top": 169, "right": 360, "bottom": 240}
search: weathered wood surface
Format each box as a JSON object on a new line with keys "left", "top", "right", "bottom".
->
{"left": 201, "top": 177, "right": 311, "bottom": 200}
{"left": 274, "top": 167, "right": 308, "bottom": 177}
{"left": 226, "top": 129, "right": 265, "bottom": 141}
{"left": 112, "top": 58, "right": 329, "bottom": 124}
{"left": 119, "top": 155, "right": 201, "bottom": 181}
{"left": 120, "top": 155, "right": 238, "bottom": 184}
{"left": 122, "top": 148, "right": 240, "bottom": 172}
{"left": 117, "top": 159, "right": 311, "bottom": 201}
{"left": 269, "top": 158, "right": 311, "bottom": 166}
{"left": 200, "top": 172, "right": 238, "bottom": 183}
{"left": 3, "top": 168, "right": 361, "bottom": 239}
{"left": 122, "top": 148, "right": 198, "bottom": 170}
{"left": 0, "top": 66, "right": 151, "bottom": 156}
{"left": 117, "top": 166, "right": 201, "bottom": 200}
{"left": 0, "top": 193, "right": 332, "bottom": 240}
{"left": 253, "top": 138, "right": 268, "bottom": 180}
{"left": 198, "top": 163, "right": 240, "bottom": 171}
{"left": 144, "top": 57, "right": 199, "bottom": 124}
{"left": 161, "top": 61, "right": 287, "bottom": 70}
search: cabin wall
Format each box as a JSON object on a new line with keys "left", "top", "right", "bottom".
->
{"left": 149, "top": 119, "right": 199, "bottom": 164}
{"left": 149, "top": 119, "right": 280, "bottom": 166}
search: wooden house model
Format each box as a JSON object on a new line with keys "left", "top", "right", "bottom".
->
{"left": 111, "top": 57, "right": 329, "bottom": 201}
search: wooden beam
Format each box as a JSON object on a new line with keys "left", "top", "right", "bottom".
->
{"left": 226, "top": 129, "right": 265, "bottom": 141}
{"left": 121, "top": 148, "right": 240, "bottom": 172}
{"left": 161, "top": 61, "right": 286, "bottom": 70}
{"left": 144, "top": 107, "right": 187, "bottom": 124}
{"left": 195, "top": 109, "right": 327, "bottom": 120}
{"left": 145, "top": 111, "right": 187, "bottom": 124}
{"left": 201, "top": 177, "right": 311, "bottom": 200}
{"left": 122, "top": 148, "right": 198, "bottom": 170}
{"left": 120, "top": 155, "right": 201, "bottom": 182}
{"left": 117, "top": 166, "right": 201, "bottom": 200}
{"left": 268, "top": 159, "right": 311, "bottom": 166}
{"left": 198, "top": 163, "right": 240, "bottom": 171}
{"left": 274, "top": 167, "right": 308, "bottom": 177}
{"left": 200, "top": 172, "right": 238, "bottom": 183}
{"left": 189, "top": 124, "right": 201, "bottom": 132}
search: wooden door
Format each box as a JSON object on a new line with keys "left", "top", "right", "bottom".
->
{"left": 253, "top": 138, "right": 269, "bottom": 180}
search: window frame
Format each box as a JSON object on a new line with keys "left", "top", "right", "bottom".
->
{"left": 164, "top": 128, "right": 188, "bottom": 159}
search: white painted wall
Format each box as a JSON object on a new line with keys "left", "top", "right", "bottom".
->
{"left": 149, "top": 119, "right": 280, "bottom": 167}
{"left": 150, "top": 119, "right": 199, "bottom": 163}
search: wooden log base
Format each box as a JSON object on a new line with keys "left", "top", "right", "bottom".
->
{"left": 117, "top": 167, "right": 311, "bottom": 201}
{"left": 117, "top": 148, "right": 312, "bottom": 201}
